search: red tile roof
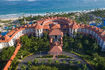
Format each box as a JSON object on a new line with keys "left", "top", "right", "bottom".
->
{"left": 70, "top": 23, "right": 79, "bottom": 29}
{"left": 34, "top": 24, "right": 43, "bottom": 29}
{"left": 4, "top": 35, "right": 10, "bottom": 40}
{"left": 51, "top": 24, "right": 60, "bottom": 29}
{"left": 49, "top": 29, "right": 63, "bottom": 36}
{"left": 43, "top": 25, "right": 50, "bottom": 30}
{"left": 49, "top": 46, "right": 62, "bottom": 54}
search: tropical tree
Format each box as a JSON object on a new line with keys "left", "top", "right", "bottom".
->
{"left": 62, "top": 60, "right": 66, "bottom": 64}
{"left": 92, "top": 43, "right": 98, "bottom": 51}
{"left": 48, "top": 59, "right": 52, "bottom": 64}
{"left": 55, "top": 60, "right": 59, "bottom": 64}
{"left": 21, "top": 65, "right": 26, "bottom": 70}
{"left": 76, "top": 42, "right": 83, "bottom": 50}
{"left": 34, "top": 59, "right": 39, "bottom": 64}
{"left": 69, "top": 61, "right": 73, "bottom": 64}
{"left": 27, "top": 61, "right": 32, "bottom": 67}
{"left": 82, "top": 64, "right": 88, "bottom": 70}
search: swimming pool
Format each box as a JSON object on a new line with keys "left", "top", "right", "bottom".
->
{"left": 1, "top": 31, "right": 8, "bottom": 36}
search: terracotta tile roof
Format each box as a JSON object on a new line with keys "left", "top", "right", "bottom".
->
{"left": 49, "top": 29, "right": 63, "bottom": 36}
{"left": 43, "top": 25, "right": 50, "bottom": 29}
{"left": 32, "top": 23, "right": 36, "bottom": 27}
{"left": 6, "top": 30, "right": 15, "bottom": 36}
{"left": 24, "top": 25, "right": 27, "bottom": 28}
{"left": 0, "top": 34, "right": 2, "bottom": 37}
{"left": 36, "top": 20, "right": 43, "bottom": 24}
{"left": 4, "top": 35, "right": 10, "bottom": 40}
{"left": 51, "top": 24, "right": 61, "bottom": 29}
{"left": 49, "top": 46, "right": 62, "bottom": 54}
{"left": 43, "top": 21, "right": 53, "bottom": 26}
{"left": 70, "top": 23, "right": 79, "bottom": 29}
{"left": 34, "top": 24, "right": 43, "bottom": 29}
{"left": 28, "top": 24, "right": 32, "bottom": 27}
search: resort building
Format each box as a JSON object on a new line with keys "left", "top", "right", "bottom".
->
{"left": 0, "top": 17, "right": 105, "bottom": 52}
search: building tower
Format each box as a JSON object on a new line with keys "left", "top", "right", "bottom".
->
{"left": 34, "top": 23, "right": 43, "bottom": 37}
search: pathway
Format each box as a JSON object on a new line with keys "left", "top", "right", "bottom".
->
{"left": 17, "top": 51, "right": 92, "bottom": 70}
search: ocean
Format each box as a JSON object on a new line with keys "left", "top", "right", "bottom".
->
{"left": 0, "top": 0, "right": 105, "bottom": 18}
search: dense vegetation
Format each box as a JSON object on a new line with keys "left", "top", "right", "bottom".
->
{"left": 0, "top": 33, "right": 50, "bottom": 70}
{"left": 88, "top": 9, "right": 105, "bottom": 18}
{"left": 18, "top": 9, "right": 105, "bottom": 26}
{"left": 63, "top": 33, "right": 100, "bottom": 53}
{"left": 0, "top": 20, "right": 11, "bottom": 23}
{"left": 63, "top": 33, "right": 105, "bottom": 70}
{"left": 19, "top": 33, "right": 50, "bottom": 54}
{"left": 0, "top": 47, "right": 15, "bottom": 69}
{"left": 101, "top": 26, "right": 105, "bottom": 29}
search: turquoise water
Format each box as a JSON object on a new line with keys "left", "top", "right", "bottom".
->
{"left": 0, "top": 0, "right": 105, "bottom": 17}
{"left": 1, "top": 31, "right": 8, "bottom": 36}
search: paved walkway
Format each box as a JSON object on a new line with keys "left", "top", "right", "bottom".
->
{"left": 17, "top": 51, "right": 92, "bottom": 70}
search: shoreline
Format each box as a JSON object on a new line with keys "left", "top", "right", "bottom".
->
{"left": 0, "top": 18, "right": 19, "bottom": 21}
{"left": 0, "top": 8, "right": 105, "bottom": 21}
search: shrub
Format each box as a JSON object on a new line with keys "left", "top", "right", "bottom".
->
{"left": 21, "top": 65, "right": 26, "bottom": 70}
{"left": 55, "top": 60, "right": 59, "bottom": 64}
{"left": 77, "top": 61, "right": 81, "bottom": 64}
{"left": 34, "top": 59, "right": 39, "bottom": 64}
{"left": 62, "top": 60, "right": 66, "bottom": 64}
{"left": 48, "top": 59, "right": 52, "bottom": 64}
{"left": 69, "top": 61, "right": 73, "bottom": 64}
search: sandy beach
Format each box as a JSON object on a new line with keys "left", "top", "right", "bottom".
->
{"left": 0, "top": 18, "right": 18, "bottom": 21}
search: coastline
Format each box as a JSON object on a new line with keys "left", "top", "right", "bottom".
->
{"left": 0, "top": 8, "right": 105, "bottom": 21}
{"left": 0, "top": 18, "right": 18, "bottom": 21}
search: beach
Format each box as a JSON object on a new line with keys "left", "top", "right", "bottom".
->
{"left": 0, "top": 18, "right": 18, "bottom": 21}
{"left": 0, "top": 8, "right": 105, "bottom": 21}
